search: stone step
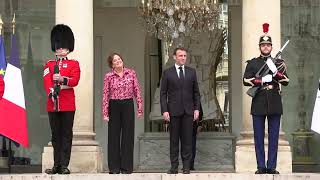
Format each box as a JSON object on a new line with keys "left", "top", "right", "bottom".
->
{"left": 0, "top": 165, "right": 41, "bottom": 173}
{"left": 0, "top": 173, "right": 319, "bottom": 180}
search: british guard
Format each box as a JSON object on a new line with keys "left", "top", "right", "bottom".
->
{"left": 43, "top": 24, "right": 80, "bottom": 174}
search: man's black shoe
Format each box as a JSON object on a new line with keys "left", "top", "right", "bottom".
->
{"left": 45, "top": 166, "right": 60, "bottom": 174}
{"left": 167, "top": 169, "right": 178, "bottom": 174}
{"left": 109, "top": 170, "right": 120, "bottom": 174}
{"left": 59, "top": 167, "right": 70, "bottom": 174}
{"left": 266, "top": 169, "right": 279, "bottom": 174}
{"left": 121, "top": 170, "right": 132, "bottom": 174}
{"left": 182, "top": 169, "right": 190, "bottom": 174}
{"left": 190, "top": 167, "right": 195, "bottom": 171}
{"left": 255, "top": 168, "right": 266, "bottom": 174}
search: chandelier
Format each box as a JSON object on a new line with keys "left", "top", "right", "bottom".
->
{"left": 139, "top": 0, "right": 221, "bottom": 42}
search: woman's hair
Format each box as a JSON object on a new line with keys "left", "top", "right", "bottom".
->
{"left": 107, "top": 52, "right": 124, "bottom": 68}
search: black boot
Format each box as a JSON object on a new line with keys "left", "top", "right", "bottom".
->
{"left": 255, "top": 168, "right": 266, "bottom": 174}
{"left": 45, "top": 166, "right": 60, "bottom": 174}
{"left": 167, "top": 168, "right": 178, "bottom": 174}
{"left": 109, "top": 171, "right": 120, "bottom": 174}
{"left": 266, "top": 169, "right": 279, "bottom": 174}
{"left": 59, "top": 166, "right": 71, "bottom": 174}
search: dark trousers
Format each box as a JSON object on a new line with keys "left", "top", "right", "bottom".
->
{"left": 190, "top": 121, "right": 198, "bottom": 169}
{"left": 169, "top": 114, "right": 193, "bottom": 170}
{"left": 252, "top": 114, "right": 281, "bottom": 170}
{"left": 108, "top": 99, "right": 135, "bottom": 173}
{"left": 48, "top": 111, "right": 75, "bottom": 167}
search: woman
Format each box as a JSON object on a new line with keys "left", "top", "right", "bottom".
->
{"left": 102, "top": 53, "right": 143, "bottom": 174}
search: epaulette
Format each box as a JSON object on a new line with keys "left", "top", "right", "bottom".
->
{"left": 44, "top": 59, "right": 56, "bottom": 64}
{"left": 68, "top": 59, "right": 78, "bottom": 62}
{"left": 46, "top": 59, "right": 56, "bottom": 62}
{"left": 43, "top": 59, "right": 55, "bottom": 66}
{"left": 246, "top": 58, "right": 256, "bottom": 63}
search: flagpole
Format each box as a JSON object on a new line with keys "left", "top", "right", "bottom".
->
{"left": 0, "top": 14, "right": 3, "bottom": 35}
{"left": 12, "top": 13, "right": 15, "bottom": 35}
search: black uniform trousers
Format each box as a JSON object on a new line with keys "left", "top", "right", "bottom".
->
{"left": 252, "top": 114, "right": 281, "bottom": 170}
{"left": 108, "top": 99, "right": 135, "bottom": 173}
{"left": 169, "top": 113, "right": 193, "bottom": 170}
{"left": 48, "top": 111, "right": 75, "bottom": 168}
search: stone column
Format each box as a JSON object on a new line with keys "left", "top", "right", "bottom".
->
{"left": 235, "top": 0, "right": 292, "bottom": 173}
{"left": 42, "top": 0, "right": 103, "bottom": 173}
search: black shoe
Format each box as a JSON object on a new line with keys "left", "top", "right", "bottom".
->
{"left": 121, "top": 170, "right": 132, "bottom": 174}
{"left": 255, "top": 168, "right": 266, "bottom": 174}
{"left": 59, "top": 167, "right": 70, "bottom": 174}
{"left": 109, "top": 170, "right": 120, "bottom": 174}
{"left": 45, "top": 166, "right": 60, "bottom": 174}
{"left": 182, "top": 169, "right": 190, "bottom": 174}
{"left": 266, "top": 169, "right": 279, "bottom": 174}
{"left": 167, "top": 169, "right": 178, "bottom": 174}
{"left": 184, "top": 167, "right": 195, "bottom": 171}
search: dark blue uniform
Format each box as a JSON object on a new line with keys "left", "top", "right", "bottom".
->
{"left": 243, "top": 56, "right": 289, "bottom": 172}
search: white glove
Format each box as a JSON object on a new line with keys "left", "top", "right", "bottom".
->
{"left": 266, "top": 58, "right": 278, "bottom": 73}
{"left": 49, "top": 88, "right": 55, "bottom": 103}
{"left": 262, "top": 74, "right": 273, "bottom": 83}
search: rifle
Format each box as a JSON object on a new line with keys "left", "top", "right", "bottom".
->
{"left": 246, "top": 40, "right": 290, "bottom": 97}
{"left": 52, "top": 55, "right": 61, "bottom": 112}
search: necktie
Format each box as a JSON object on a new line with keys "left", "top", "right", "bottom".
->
{"left": 179, "top": 66, "right": 184, "bottom": 80}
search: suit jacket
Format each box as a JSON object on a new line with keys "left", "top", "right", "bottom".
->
{"left": 160, "top": 65, "right": 200, "bottom": 116}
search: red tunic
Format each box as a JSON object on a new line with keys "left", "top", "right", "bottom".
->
{"left": 43, "top": 58, "right": 80, "bottom": 112}
{"left": 0, "top": 77, "right": 4, "bottom": 100}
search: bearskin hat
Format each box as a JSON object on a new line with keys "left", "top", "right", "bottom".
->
{"left": 50, "top": 24, "right": 74, "bottom": 52}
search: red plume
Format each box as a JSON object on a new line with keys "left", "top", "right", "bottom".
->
{"left": 263, "top": 23, "right": 269, "bottom": 33}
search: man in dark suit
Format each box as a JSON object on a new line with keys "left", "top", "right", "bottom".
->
{"left": 160, "top": 47, "right": 201, "bottom": 174}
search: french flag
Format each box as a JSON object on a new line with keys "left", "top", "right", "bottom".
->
{"left": 312, "top": 80, "right": 320, "bottom": 134}
{"left": 0, "top": 34, "right": 29, "bottom": 148}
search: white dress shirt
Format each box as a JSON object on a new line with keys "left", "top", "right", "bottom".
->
{"left": 175, "top": 64, "right": 185, "bottom": 78}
